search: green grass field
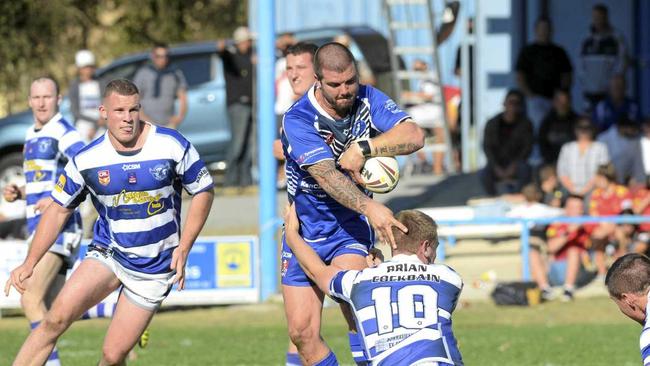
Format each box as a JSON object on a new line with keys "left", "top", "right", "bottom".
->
{"left": 0, "top": 297, "right": 642, "bottom": 365}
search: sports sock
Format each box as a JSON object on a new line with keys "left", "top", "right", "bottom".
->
{"left": 313, "top": 350, "right": 338, "bottom": 366}
{"left": 348, "top": 331, "right": 368, "bottom": 365}
{"left": 81, "top": 302, "right": 117, "bottom": 319}
{"left": 286, "top": 352, "right": 301, "bottom": 366}
{"left": 31, "top": 321, "right": 61, "bottom": 366}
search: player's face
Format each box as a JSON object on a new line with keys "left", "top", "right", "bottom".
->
{"left": 286, "top": 52, "right": 315, "bottom": 97}
{"left": 101, "top": 92, "right": 142, "bottom": 147}
{"left": 28, "top": 80, "right": 60, "bottom": 126}
{"left": 612, "top": 295, "right": 646, "bottom": 324}
{"left": 318, "top": 64, "right": 359, "bottom": 116}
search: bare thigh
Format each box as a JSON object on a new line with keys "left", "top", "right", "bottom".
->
{"left": 103, "top": 291, "right": 156, "bottom": 355}
{"left": 283, "top": 284, "right": 324, "bottom": 334}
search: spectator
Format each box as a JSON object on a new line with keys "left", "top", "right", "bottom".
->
{"left": 631, "top": 178, "right": 650, "bottom": 255}
{"left": 597, "top": 117, "right": 645, "bottom": 185}
{"left": 642, "top": 119, "right": 650, "bottom": 177}
{"left": 580, "top": 4, "right": 628, "bottom": 111}
{"left": 516, "top": 18, "right": 572, "bottom": 140}
{"left": 218, "top": 26, "right": 255, "bottom": 189}
{"left": 530, "top": 194, "right": 591, "bottom": 301}
{"left": 616, "top": 209, "right": 650, "bottom": 257}
{"left": 274, "top": 32, "right": 297, "bottom": 118}
{"left": 588, "top": 163, "right": 633, "bottom": 280}
{"left": 592, "top": 74, "right": 641, "bottom": 133}
{"left": 133, "top": 42, "right": 188, "bottom": 129}
{"left": 538, "top": 89, "right": 578, "bottom": 166}
{"left": 539, "top": 165, "right": 566, "bottom": 208}
{"left": 557, "top": 118, "right": 609, "bottom": 196}
{"left": 69, "top": 50, "right": 103, "bottom": 143}
{"left": 480, "top": 89, "right": 533, "bottom": 196}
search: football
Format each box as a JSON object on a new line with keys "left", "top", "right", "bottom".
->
{"left": 360, "top": 156, "right": 400, "bottom": 193}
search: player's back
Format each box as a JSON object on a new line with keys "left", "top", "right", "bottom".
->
{"left": 330, "top": 254, "right": 464, "bottom": 365}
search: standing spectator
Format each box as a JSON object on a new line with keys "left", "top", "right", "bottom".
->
{"left": 580, "top": 4, "right": 628, "bottom": 111}
{"left": 480, "top": 90, "right": 533, "bottom": 196}
{"left": 588, "top": 163, "right": 633, "bottom": 280}
{"left": 592, "top": 74, "right": 641, "bottom": 133}
{"left": 218, "top": 27, "right": 255, "bottom": 189}
{"left": 538, "top": 89, "right": 578, "bottom": 166}
{"left": 641, "top": 119, "right": 650, "bottom": 177}
{"left": 530, "top": 195, "right": 590, "bottom": 301}
{"left": 556, "top": 118, "right": 609, "bottom": 196}
{"left": 133, "top": 43, "right": 188, "bottom": 129}
{"left": 597, "top": 117, "right": 645, "bottom": 185}
{"left": 516, "top": 18, "right": 573, "bottom": 140}
{"left": 69, "top": 50, "right": 103, "bottom": 143}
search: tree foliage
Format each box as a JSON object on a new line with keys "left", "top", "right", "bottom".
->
{"left": 0, "top": 0, "right": 247, "bottom": 116}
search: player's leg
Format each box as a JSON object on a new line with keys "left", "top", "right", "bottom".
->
{"left": 286, "top": 340, "right": 301, "bottom": 366}
{"left": 332, "top": 253, "right": 369, "bottom": 365}
{"left": 99, "top": 291, "right": 156, "bottom": 365}
{"left": 13, "top": 258, "right": 121, "bottom": 365}
{"left": 283, "top": 284, "right": 329, "bottom": 365}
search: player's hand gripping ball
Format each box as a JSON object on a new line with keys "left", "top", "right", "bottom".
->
{"left": 360, "top": 157, "right": 399, "bottom": 193}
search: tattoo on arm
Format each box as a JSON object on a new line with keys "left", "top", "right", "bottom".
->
{"left": 307, "top": 160, "right": 369, "bottom": 214}
{"left": 373, "top": 143, "right": 420, "bottom": 156}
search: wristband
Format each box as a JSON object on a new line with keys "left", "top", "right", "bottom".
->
{"left": 357, "top": 140, "right": 372, "bottom": 157}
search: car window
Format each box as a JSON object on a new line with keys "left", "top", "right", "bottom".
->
{"left": 98, "top": 61, "right": 144, "bottom": 86}
{"left": 170, "top": 53, "right": 213, "bottom": 88}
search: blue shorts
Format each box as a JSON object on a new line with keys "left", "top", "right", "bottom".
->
{"left": 281, "top": 229, "right": 373, "bottom": 287}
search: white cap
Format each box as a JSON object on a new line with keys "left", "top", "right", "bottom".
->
{"left": 233, "top": 26, "right": 253, "bottom": 43}
{"left": 75, "top": 50, "right": 96, "bottom": 68}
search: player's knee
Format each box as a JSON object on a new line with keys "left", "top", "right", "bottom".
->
{"left": 20, "top": 291, "right": 45, "bottom": 317}
{"left": 40, "top": 312, "right": 71, "bottom": 336}
{"left": 288, "top": 322, "right": 319, "bottom": 347}
{"left": 102, "top": 346, "right": 128, "bottom": 365}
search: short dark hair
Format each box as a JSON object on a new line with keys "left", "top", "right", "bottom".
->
{"left": 153, "top": 42, "right": 168, "bottom": 51}
{"left": 391, "top": 210, "right": 439, "bottom": 254}
{"left": 314, "top": 42, "right": 357, "bottom": 80}
{"left": 505, "top": 89, "right": 524, "bottom": 102}
{"left": 31, "top": 77, "right": 60, "bottom": 96}
{"left": 596, "top": 163, "right": 617, "bottom": 182}
{"left": 286, "top": 42, "right": 318, "bottom": 59}
{"left": 593, "top": 3, "right": 608, "bottom": 15}
{"left": 574, "top": 117, "right": 595, "bottom": 137}
{"left": 535, "top": 17, "right": 552, "bottom": 29}
{"left": 103, "top": 78, "right": 139, "bottom": 98}
{"left": 553, "top": 88, "right": 571, "bottom": 98}
{"left": 606, "top": 253, "right": 650, "bottom": 298}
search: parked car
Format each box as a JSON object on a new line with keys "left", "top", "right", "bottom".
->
{"left": 0, "top": 26, "right": 394, "bottom": 188}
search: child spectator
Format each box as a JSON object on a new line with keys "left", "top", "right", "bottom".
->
{"left": 539, "top": 165, "right": 566, "bottom": 208}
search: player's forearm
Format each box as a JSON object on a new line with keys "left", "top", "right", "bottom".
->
{"left": 369, "top": 121, "right": 424, "bottom": 157}
{"left": 177, "top": 91, "right": 188, "bottom": 120}
{"left": 178, "top": 191, "right": 214, "bottom": 252}
{"left": 24, "top": 203, "right": 73, "bottom": 268}
{"left": 307, "top": 161, "right": 372, "bottom": 215}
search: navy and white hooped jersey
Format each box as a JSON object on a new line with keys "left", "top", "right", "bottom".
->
{"left": 24, "top": 113, "right": 84, "bottom": 239}
{"left": 281, "top": 84, "right": 409, "bottom": 241}
{"left": 51, "top": 123, "right": 214, "bottom": 275}
{"left": 330, "top": 254, "right": 464, "bottom": 366}
{"left": 641, "top": 292, "right": 650, "bottom": 365}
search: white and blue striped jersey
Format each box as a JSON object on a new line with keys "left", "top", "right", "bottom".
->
{"left": 24, "top": 113, "right": 84, "bottom": 242}
{"left": 641, "top": 292, "right": 650, "bottom": 366}
{"left": 330, "top": 254, "right": 464, "bottom": 366}
{"left": 281, "top": 85, "right": 409, "bottom": 242}
{"left": 51, "top": 123, "right": 214, "bottom": 275}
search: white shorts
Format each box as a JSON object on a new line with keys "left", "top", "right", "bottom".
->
{"left": 85, "top": 246, "right": 175, "bottom": 311}
{"left": 28, "top": 231, "right": 82, "bottom": 269}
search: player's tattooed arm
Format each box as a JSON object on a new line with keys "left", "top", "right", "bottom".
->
{"left": 369, "top": 120, "right": 425, "bottom": 157}
{"left": 307, "top": 160, "right": 371, "bottom": 214}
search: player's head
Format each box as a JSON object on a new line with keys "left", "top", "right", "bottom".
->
{"left": 28, "top": 77, "right": 61, "bottom": 127}
{"left": 151, "top": 42, "right": 170, "bottom": 70}
{"left": 391, "top": 210, "right": 439, "bottom": 264}
{"left": 100, "top": 79, "right": 142, "bottom": 147}
{"left": 606, "top": 253, "right": 650, "bottom": 323}
{"left": 594, "top": 163, "right": 616, "bottom": 189}
{"left": 314, "top": 42, "right": 359, "bottom": 116}
{"left": 286, "top": 42, "right": 317, "bottom": 97}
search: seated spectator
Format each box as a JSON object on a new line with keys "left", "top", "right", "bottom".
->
{"left": 592, "top": 74, "right": 640, "bottom": 133}
{"left": 614, "top": 209, "right": 650, "bottom": 257}
{"left": 538, "top": 89, "right": 578, "bottom": 166}
{"left": 508, "top": 184, "right": 563, "bottom": 248}
{"left": 530, "top": 194, "right": 591, "bottom": 301}
{"left": 597, "top": 116, "right": 645, "bottom": 185}
{"left": 640, "top": 118, "right": 650, "bottom": 177}
{"left": 539, "top": 165, "right": 566, "bottom": 208}
{"left": 557, "top": 118, "right": 609, "bottom": 196}
{"left": 629, "top": 178, "right": 650, "bottom": 254}
{"left": 587, "top": 163, "right": 633, "bottom": 280}
{"left": 480, "top": 90, "right": 533, "bottom": 196}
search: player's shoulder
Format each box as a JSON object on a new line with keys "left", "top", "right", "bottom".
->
{"left": 284, "top": 94, "right": 315, "bottom": 120}
{"left": 429, "top": 263, "right": 463, "bottom": 289}
{"left": 151, "top": 124, "right": 191, "bottom": 151}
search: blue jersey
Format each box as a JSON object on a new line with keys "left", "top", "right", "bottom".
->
{"left": 641, "top": 292, "right": 650, "bottom": 366}
{"left": 51, "top": 123, "right": 214, "bottom": 275}
{"left": 330, "top": 254, "right": 464, "bottom": 366}
{"left": 281, "top": 85, "right": 409, "bottom": 241}
{"left": 24, "top": 113, "right": 84, "bottom": 242}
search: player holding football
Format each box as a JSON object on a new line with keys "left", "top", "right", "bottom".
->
{"left": 285, "top": 204, "right": 464, "bottom": 365}
{"left": 3, "top": 77, "right": 85, "bottom": 366}
{"left": 280, "top": 42, "right": 425, "bottom": 365}
{"left": 606, "top": 253, "right": 650, "bottom": 365}
{"left": 5, "top": 79, "right": 214, "bottom": 365}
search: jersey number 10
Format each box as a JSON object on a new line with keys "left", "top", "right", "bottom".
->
{"left": 371, "top": 285, "right": 438, "bottom": 335}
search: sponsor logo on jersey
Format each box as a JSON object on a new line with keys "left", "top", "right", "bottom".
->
{"left": 281, "top": 258, "right": 289, "bottom": 277}
{"left": 112, "top": 189, "right": 164, "bottom": 216}
{"left": 33, "top": 170, "right": 45, "bottom": 182}
{"left": 98, "top": 170, "right": 110, "bottom": 186}
{"left": 149, "top": 162, "right": 170, "bottom": 181}
{"left": 384, "top": 99, "right": 403, "bottom": 114}
{"left": 195, "top": 167, "right": 208, "bottom": 183}
{"left": 128, "top": 172, "right": 137, "bottom": 184}
{"left": 38, "top": 139, "right": 52, "bottom": 153}
{"left": 122, "top": 163, "right": 141, "bottom": 171}
{"left": 54, "top": 175, "right": 66, "bottom": 193}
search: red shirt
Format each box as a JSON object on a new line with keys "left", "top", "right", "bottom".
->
{"left": 590, "top": 185, "right": 632, "bottom": 216}
{"left": 546, "top": 223, "right": 588, "bottom": 260}
{"left": 633, "top": 188, "right": 650, "bottom": 232}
